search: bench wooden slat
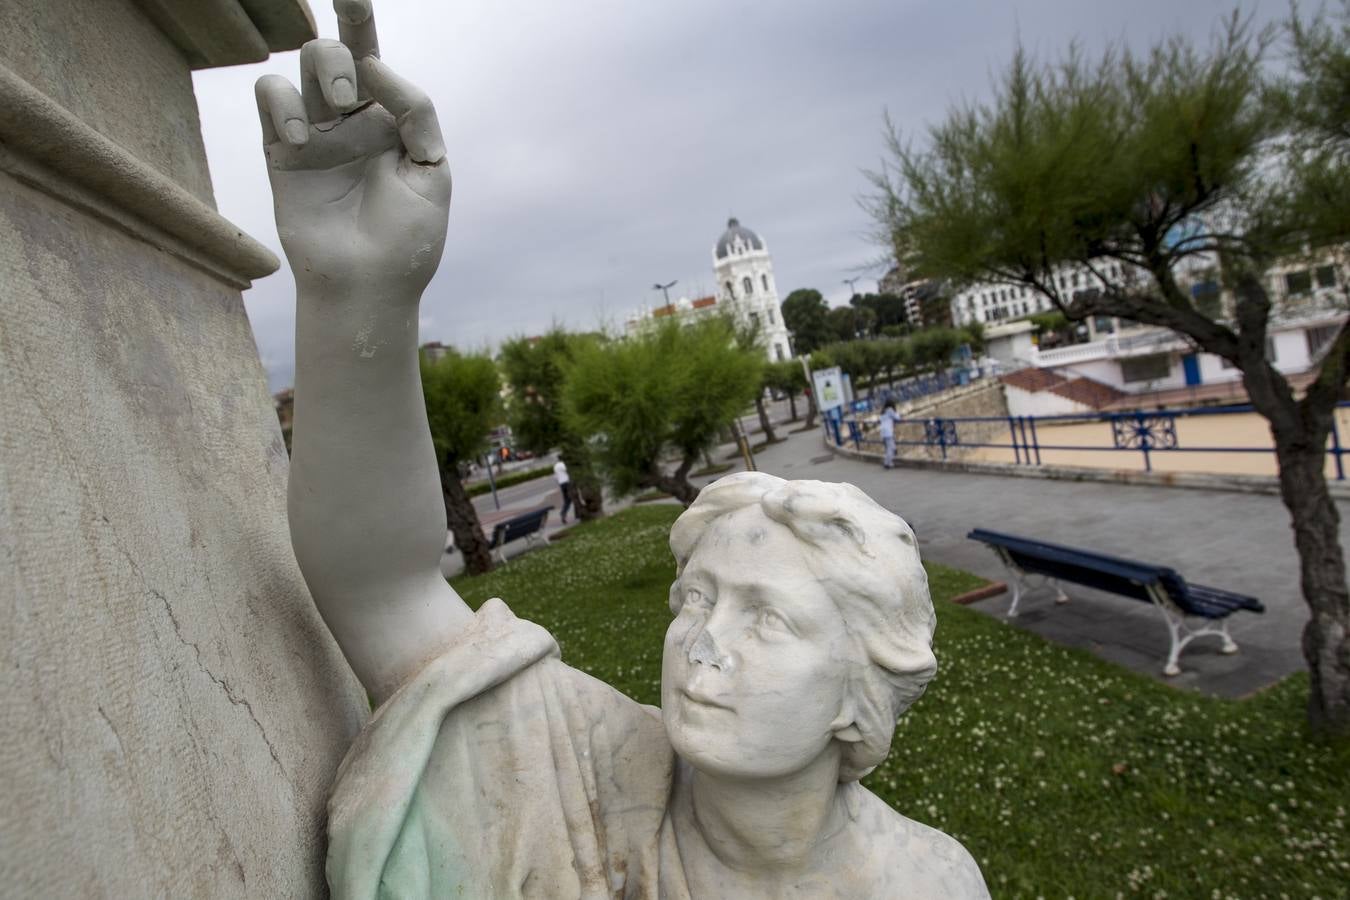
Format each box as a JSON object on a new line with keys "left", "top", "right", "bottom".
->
{"left": 491, "top": 507, "right": 551, "bottom": 547}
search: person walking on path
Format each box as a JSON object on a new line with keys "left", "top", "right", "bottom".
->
{"left": 879, "top": 401, "right": 899, "bottom": 470}
{"left": 553, "top": 459, "right": 574, "bottom": 522}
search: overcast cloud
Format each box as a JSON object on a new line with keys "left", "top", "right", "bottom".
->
{"left": 192, "top": 0, "right": 1286, "bottom": 391}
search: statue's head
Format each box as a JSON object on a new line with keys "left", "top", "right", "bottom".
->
{"left": 661, "top": 473, "right": 936, "bottom": 783}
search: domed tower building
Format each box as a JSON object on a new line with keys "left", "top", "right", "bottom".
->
{"left": 713, "top": 217, "right": 792, "bottom": 362}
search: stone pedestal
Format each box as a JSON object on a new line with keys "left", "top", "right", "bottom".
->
{"left": 0, "top": 2, "right": 368, "bottom": 896}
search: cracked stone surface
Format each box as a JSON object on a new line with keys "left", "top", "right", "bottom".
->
{"left": 0, "top": 22, "right": 366, "bottom": 889}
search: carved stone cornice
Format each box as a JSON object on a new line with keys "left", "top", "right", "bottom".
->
{"left": 0, "top": 63, "right": 279, "bottom": 285}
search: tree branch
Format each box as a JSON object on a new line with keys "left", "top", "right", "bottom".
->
{"left": 1301, "top": 316, "right": 1350, "bottom": 417}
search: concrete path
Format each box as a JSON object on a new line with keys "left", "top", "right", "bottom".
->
{"left": 750, "top": 426, "right": 1350, "bottom": 699}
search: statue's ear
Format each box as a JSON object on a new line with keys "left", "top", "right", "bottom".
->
{"left": 833, "top": 722, "right": 864, "bottom": 743}
{"left": 829, "top": 702, "right": 864, "bottom": 744}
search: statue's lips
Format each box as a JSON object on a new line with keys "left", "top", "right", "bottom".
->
{"left": 680, "top": 689, "right": 733, "bottom": 711}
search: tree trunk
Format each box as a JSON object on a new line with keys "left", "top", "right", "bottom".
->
{"left": 755, "top": 393, "right": 777, "bottom": 444}
{"left": 559, "top": 442, "right": 604, "bottom": 521}
{"left": 805, "top": 390, "right": 818, "bottom": 428}
{"left": 442, "top": 459, "right": 495, "bottom": 575}
{"left": 787, "top": 390, "right": 798, "bottom": 422}
{"left": 1270, "top": 423, "right": 1350, "bottom": 735}
{"left": 1242, "top": 354, "right": 1350, "bottom": 736}
{"left": 648, "top": 453, "right": 701, "bottom": 507}
{"left": 574, "top": 474, "right": 605, "bottom": 521}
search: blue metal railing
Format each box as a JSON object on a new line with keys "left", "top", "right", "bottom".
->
{"left": 829, "top": 401, "right": 1350, "bottom": 480}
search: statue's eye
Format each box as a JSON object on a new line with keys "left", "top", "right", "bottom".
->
{"left": 757, "top": 607, "right": 792, "bottom": 635}
{"left": 685, "top": 587, "right": 711, "bottom": 609}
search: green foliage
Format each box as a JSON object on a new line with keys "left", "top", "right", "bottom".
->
{"left": 960, "top": 320, "right": 986, "bottom": 353}
{"left": 866, "top": 14, "right": 1283, "bottom": 294}
{"left": 452, "top": 505, "right": 1350, "bottom": 898}
{"left": 499, "top": 330, "right": 592, "bottom": 455}
{"left": 561, "top": 317, "right": 761, "bottom": 496}
{"left": 826, "top": 305, "right": 866, "bottom": 342}
{"left": 1261, "top": 1, "right": 1350, "bottom": 248}
{"left": 1028, "top": 311, "right": 1069, "bottom": 335}
{"left": 420, "top": 348, "right": 501, "bottom": 465}
{"left": 851, "top": 293, "right": 909, "bottom": 335}
{"left": 780, "top": 288, "right": 831, "bottom": 354}
{"left": 765, "top": 358, "right": 808, "bottom": 396}
{"left": 910, "top": 327, "right": 962, "bottom": 374}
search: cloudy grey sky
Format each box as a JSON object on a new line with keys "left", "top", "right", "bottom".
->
{"left": 192, "top": 0, "right": 1285, "bottom": 391}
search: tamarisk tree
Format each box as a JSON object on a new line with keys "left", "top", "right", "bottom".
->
{"left": 867, "top": 9, "right": 1350, "bottom": 733}
{"left": 563, "top": 317, "right": 761, "bottom": 506}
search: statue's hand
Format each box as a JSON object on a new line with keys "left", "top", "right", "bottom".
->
{"left": 255, "top": 0, "right": 450, "bottom": 298}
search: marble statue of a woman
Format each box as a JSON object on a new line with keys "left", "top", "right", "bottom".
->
{"left": 257, "top": 3, "right": 989, "bottom": 896}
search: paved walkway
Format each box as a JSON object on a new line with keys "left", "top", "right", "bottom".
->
{"left": 751, "top": 426, "right": 1350, "bottom": 699}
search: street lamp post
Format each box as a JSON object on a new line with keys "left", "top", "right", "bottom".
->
{"left": 653, "top": 279, "right": 677, "bottom": 305}
{"left": 843, "top": 277, "right": 863, "bottom": 339}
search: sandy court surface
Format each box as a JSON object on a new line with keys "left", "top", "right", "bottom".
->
{"left": 888, "top": 406, "right": 1350, "bottom": 479}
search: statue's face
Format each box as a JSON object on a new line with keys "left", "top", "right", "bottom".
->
{"left": 661, "top": 508, "right": 858, "bottom": 779}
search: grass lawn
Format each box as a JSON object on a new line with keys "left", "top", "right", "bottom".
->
{"left": 452, "top": 505, "right": 1349, "bottom": 898}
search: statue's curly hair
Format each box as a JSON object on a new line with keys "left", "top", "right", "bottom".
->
{"left": 668, "top": 472, "right": 937, "bottom": 781}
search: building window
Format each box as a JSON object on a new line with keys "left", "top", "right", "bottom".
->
{"left": 1121, "top": 354, "right": 1171, "bottom": 383}
{"left": 767, "top": 309, "right": 776, "bottom": 325}
{"left": 725, "top": 280, "right": 735, "bottom": 299}
{"left": 749, "top": 311, "right": 760, "bottom": 330}
{"left": 1285, "top": 270, "right": 1312, "bottom": 296}
{"left": 1093, "top": 315, "right": 1115, "bottom": 334}
{"left": 1307, "top": 324, "right": 1339, "bottom": 359}
{"left": 774, "top": 344, "right": 785, "bottom": 361}
{"left": 743, "top": 276, "right": 754, "bottom": 296}
{"left": 761, "top": 274, "right": 769, "bottom": 292}
{"left": 1315, "top": 265, "right": 1337, "bottom": 288}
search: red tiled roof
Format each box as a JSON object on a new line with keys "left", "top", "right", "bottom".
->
{"left": 999, "top": 368, "right": 1068, "bottom": 392}
{"left": 691, "top": 296, "right": 717, "bottom": 309}
{"left": 651, "top": 304, "right": 677, "bottom": 318}
{"left": 1049, "top": 377, "right": 1129, "bottom": 410}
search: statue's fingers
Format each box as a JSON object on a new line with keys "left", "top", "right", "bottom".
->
{"left": 300, "top": 39, "right": 359, "bottom": 123}
{"left": 335, "top": 0, "right": 380, "bottom": 61}
{"left": 356, "top": 56, "right": 445, "bottom": 164}
{"left": 255, "top": 74, "right": 309, "bottom": 147}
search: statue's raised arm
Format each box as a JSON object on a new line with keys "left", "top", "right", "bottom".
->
{"left": 256, "top": 0, "right": 470, "bottom": 704}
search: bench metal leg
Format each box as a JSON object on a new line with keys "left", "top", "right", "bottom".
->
{"left": 1148, "top": 584, "right": 1239, "bottom": 676}
{"left": 987, "top": 547, "right": 1066, "bottom": 618}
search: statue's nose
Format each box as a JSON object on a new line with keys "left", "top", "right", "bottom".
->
{"left": 687, "top": 627, "right": 735, "bottom": 674}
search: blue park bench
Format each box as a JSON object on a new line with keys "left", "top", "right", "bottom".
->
{"left": 967, "top": 528, "right": 1265, "bottom": 676}
{"left": 489, "top": 507, "right": 553, "bottom": 565}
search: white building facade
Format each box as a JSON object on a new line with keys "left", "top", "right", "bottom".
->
{"left": 979, "top": 250, "right": 1347, "bottom": 413}
{"left": 713, "top": 218, "right": 792, "bottom": 362}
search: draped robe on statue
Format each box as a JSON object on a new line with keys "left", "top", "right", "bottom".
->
{"left": 326, "top": 598, "right": 685, "bottom": 898}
